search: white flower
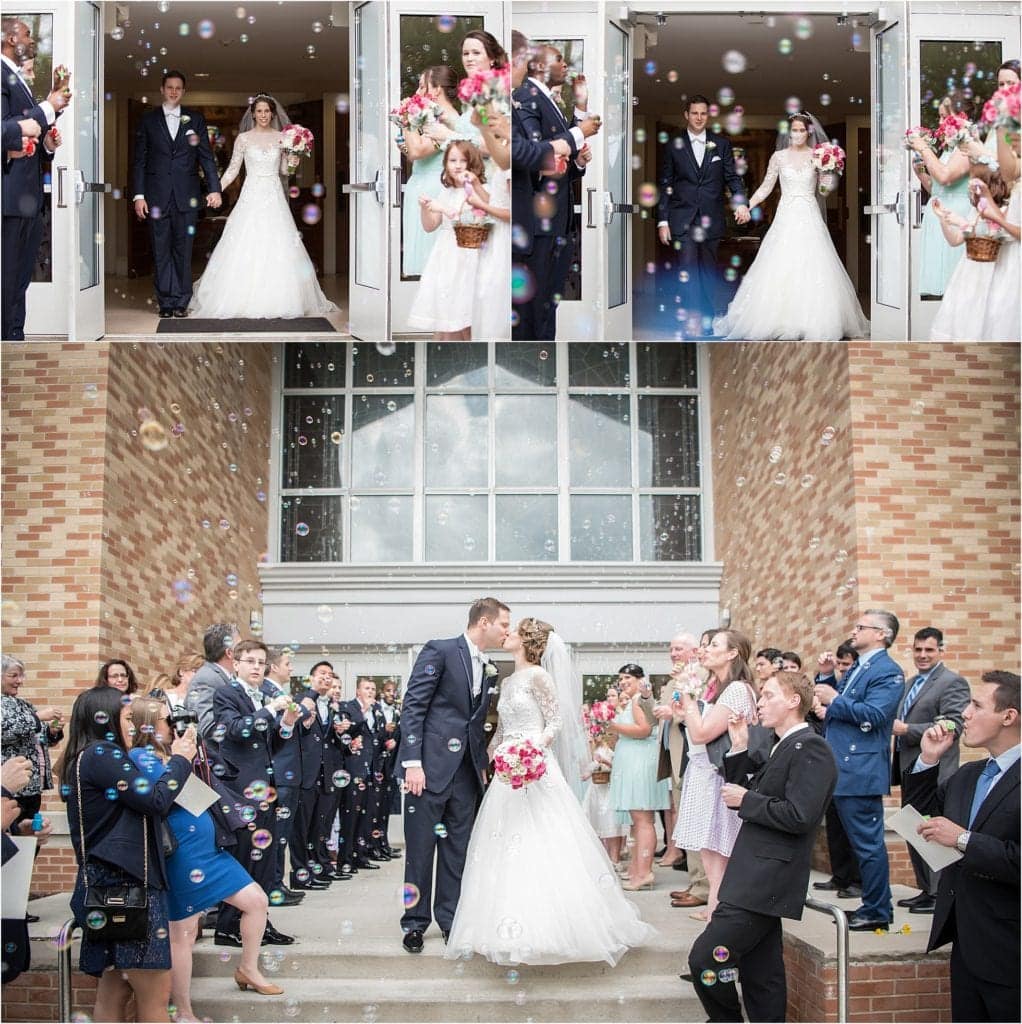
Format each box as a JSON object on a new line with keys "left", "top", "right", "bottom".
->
{"left": 180, "top": 115, "right": 191, "bottom": 125}
{"left": 483, "top": 663, "right": 498, "bottom": 678}
{"left": 705, "top": 140, "right": 717, "bottom": 151}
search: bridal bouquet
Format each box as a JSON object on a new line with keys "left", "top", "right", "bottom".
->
{"left": 934, "top": 113, "right": 977, "bottom": 151}
{"left": 903, "top": 125, "right": 936, "bottom": 151}
{"left": 457, "top": 65, "right": 512, "bottom": 122}
{"left": 583, "top": 699, "right": 617, "bottom": 742}
{"left": 389, "top": 94, "right": 441, "bottom": 134}
{"left": 493, "top": 739, "right": 547, "bottom": 790}
{"left": 280, "top": 124, "right": 314, "bottom": 160}
{"left": 811, "top": 141, "right": 845, "bottom": 174}
{"left": 981, "top": 80, "right": 1021, "bottom": 134}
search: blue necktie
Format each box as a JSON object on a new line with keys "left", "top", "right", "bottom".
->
{"left": 967, "top": 760, "right": 1001, "bottom": 826}
{"left": 902, "top": 674, "right": 928, "bottom": 717}
{"left": 839, "top": 660, "right": 863, "bottom": 694}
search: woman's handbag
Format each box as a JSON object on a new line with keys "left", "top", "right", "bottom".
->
{"left": 76, "top": 752, "right": 150, "bottom": 942}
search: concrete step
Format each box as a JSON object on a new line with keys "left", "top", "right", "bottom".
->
{"left": 189, "top": 971, "right": 704, "bottom": 1023}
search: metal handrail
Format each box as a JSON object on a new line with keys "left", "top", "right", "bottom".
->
{"left": 56, "top": 919, "right": 81, "bottom": 1022}
{"left": 804, "top": 897, "right": 850, "bottom": 1023}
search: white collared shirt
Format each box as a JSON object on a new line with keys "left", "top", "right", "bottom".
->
{"left": 2, "top": 54, "right": 55, "bottom": 126}
{"left": 688, "top": 131, "right": 707, "bottom": 165}
{"left": 463, "top": 632, "right": 484, "bottom": 698}
{"left": 162, "top": 103, "right": 182, "bottom": 139}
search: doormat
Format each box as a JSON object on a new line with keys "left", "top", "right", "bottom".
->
{"left": 156, "top": 317, "right": 336, "bottom": 334}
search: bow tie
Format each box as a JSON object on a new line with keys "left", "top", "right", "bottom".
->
{"left": 164, "top": 110, "right": 180, "bottom": 119}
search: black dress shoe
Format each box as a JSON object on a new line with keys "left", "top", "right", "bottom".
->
{"left": 896, "top": 891, "right": 929, "bottom": 908}
{"left": 214, "top": 931, "right": 243, "bottom": 947}
{"left": 908, "top": 897, "right": 936, "bottom": 914}
{"left": 263, "top": 923, "right": 295, "bottom": 945}
{"left": 279, "top": 886, "right": 305, "bottom": 900}
{"left": 837, "top": 884, "right": 863, "bottom": 899}
{"left": 368, "top": 853, "right": 388, "bottom": 861}
{"left": 273, "top": 891, "right": 304, "bottom": 906}
{"left": 325, "top": 870, "right": 352, "bottom": 881}
{"left": 813, "top": 879, "right": 841, "bottom": 891}
{"left": 159, "top": 309, "right": 174, "bottom": 318}
{"left": 25, "top": 914, "right": 40, "bottom": 923}
{"left": 341, "top": 863, "right": 357, "bottom": 875}
{"left": 173, "top": 308, "right": 188, "bottom": 317}
{"left": 848, "top": 913, "right": 889, "bottom": 932}
{"left": 384, "top": 848, "right": 401, "bottom": 859}
{"left": 292, "top": 878, "right": 330, "bottom": 890}
{"left": 403, "top": 929, "right": 424, "bottom": 953}
{"left": 354, "top": 860, "right": 380, "bottom": 870}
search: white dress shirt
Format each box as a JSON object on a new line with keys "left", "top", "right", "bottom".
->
{"left": 688, "top": 130, "right": 707, "bottom": 166}
{"left": 2, "top": 54, "right": 55, "bottom": 127}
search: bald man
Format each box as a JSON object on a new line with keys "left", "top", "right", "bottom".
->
{"left": 654, "top": 631, "right": 710, "bottom": 907}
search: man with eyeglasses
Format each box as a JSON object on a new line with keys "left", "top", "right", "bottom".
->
{"left": 186, "top": 622, "right": 242, "bottom": 752}
{"left": 814, "top": 610, "right": 904, "bottom": 931}
{"left": 212, "top": 639, "right": 299, "bottom": 947}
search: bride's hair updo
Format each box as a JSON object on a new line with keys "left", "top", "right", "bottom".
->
{"left": 518, "top": 617, "right": 554, "bottom": 666}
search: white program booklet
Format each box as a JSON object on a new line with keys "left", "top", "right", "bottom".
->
{"left": 888, "top": 804, "right": 964, "bottom": 873}
{"left": 2, "top": 837, "right": 37, "bottom": 919}
{"left": 172, "top": 773, "right": 220, "bottom": 817}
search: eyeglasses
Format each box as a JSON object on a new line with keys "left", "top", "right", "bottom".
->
{"left": 107, "top": 671, "right": 129, "bottom": 680}
{"left": 853, "top": 623, "right": 883, "bottom": 633}
{"left": 237, "top": 658, "right": 267, "bottom": 668}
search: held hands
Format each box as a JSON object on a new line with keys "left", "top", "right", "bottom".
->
{"left": 920, "top": 721, "right": 957, "bottom": 765}
{"left": 404, "top": 765, "right": 426, "bottom": 797}
{"left": 733, "top": 204, "right": 751, "bottom": 225}
{"left": 205, "top": 192, "right": 222, "bottom": 209}
{"left": 727, "top": 712, "right": 749, "bottom": 752}
{"left": 721, "top": 783, "right": 747, "bottom": 809}
{"left": 171, "top": 724, "right": 198, "bottom": 761}
{"left": 917, "top": 816, "right": 965, "bottom": 848}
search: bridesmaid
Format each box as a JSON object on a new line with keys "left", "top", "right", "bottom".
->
{"left": 399, "top": 67, "right": 460, "bottom": 277}
{"left": 910, "top": 90, "right": 978, "bottom": 296}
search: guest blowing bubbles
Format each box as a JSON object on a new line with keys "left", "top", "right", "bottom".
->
{"left": 55, "top": 687, "right": 196, "bottom": 1024}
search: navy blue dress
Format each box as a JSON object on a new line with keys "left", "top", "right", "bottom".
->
{"left": 129, "top": 748, "right": 253, "bottom": 920}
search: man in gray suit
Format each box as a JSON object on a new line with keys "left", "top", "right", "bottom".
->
{"left": 892, "top": 626, "right": 970, "bottom": 913}
{"left": 186, "top": 622, "right": 242, "bottom": 751}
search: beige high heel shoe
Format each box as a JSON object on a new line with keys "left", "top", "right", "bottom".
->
{"left": 234, "top": 968, "right": 284, "bottom": 996}
{"left": 621, "top": 873, "right": 656, "bottom": 891}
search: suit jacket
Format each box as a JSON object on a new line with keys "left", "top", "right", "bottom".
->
{"left": 132, "top": 105, "right": 221, "bottom": 211}
{"left": 396, "top": 636, "right": 497, "bottom": 794}
{"left": 1, "top": 830, "right": 29, "bottom": 983}
{"left": 902, "top": 757, "right": 1020, "bottom": 983}
{"left": 186, "top": 661, "right": 233, "bottom": 748}
{"left": 512, "top": 80, "right": 585, "bottom": 241}
{"left": 719, "top": 729, "right": 838, "bottom": 919}
{"left": 379, "top": 702, "right": 401, "bottom": 779}
{"left": 1, "top": 66, "right": 54, "bottom": 219}
{"left": 294, "top": 688, "right": 348, "bottom": 792}
{"left": 511, "top": 99, "right": 567, "bottom": 256}
{"left": 894, "top": 664, "right": 970, "bottom": 783}
{"left": 259, "top": 677, "right": 309, "bottom": 788}
{"left": 824, "top": 649, "right": 904, "bottom": 797}
{"left": 211, "top": 679, "right": 289, "bottom": 790}
{"left": 339, "top": 699, "right": 375, "bottom": 780}
{"left": 656, "top": 129, "right": 745, "bottom": 241}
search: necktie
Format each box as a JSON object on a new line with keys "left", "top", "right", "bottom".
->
{"left": 902, "top": 674, "right": 928, "bottom": 717}
{"left": 968, "top": 759, "right": 1001, "bottom": 826}
{"left": 839, "top": 660, "right": 863, "bottom": 695}
{"left": 471, "top": 655, "right": 482, "bottom": 699}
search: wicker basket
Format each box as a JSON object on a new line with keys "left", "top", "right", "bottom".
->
{"left": 965, "top": 235, "right": 1002, "bottom": 262}
{"left": 590, "top": 769, "right": 611, "bottom": 785}
{"left": 453, "top": 223, "right": 491, "bottom": 249}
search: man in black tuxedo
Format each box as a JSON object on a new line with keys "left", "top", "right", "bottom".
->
{"left": 211, "top": 639, "right": 298, "bottom": 947}
{"left": 132, "top": 69, "right": 221, "bottom": 318}
{"left": 2, "top": 18, "right": 69, "bottom": 341}
{"left": 398, "top": 597, "right": 510, "bottom": 952}
{"left": 378, "top": 679, "right": 402, "bottom": 857}
{"left": 688, "top": 672, "right": 837, "bottom": 1022}
{"left": 657, "top": 94, "right": 750, "bottom": 337}
{"left": 904, "top": 670, "right": 1020, "bottom": 1023}
{"left": 892, "top": 626, "right": 969, "bottom": 913}
{"left": 339, "top": 677, "right": 382, "bottom": 871}
{"left": 512, "top": 42, "right": 600, "bottom": 340}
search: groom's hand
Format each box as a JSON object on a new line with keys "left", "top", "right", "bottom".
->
{"left": 658, "top": 225, "right": 672, "bottom": 246}
{"left": 733, "top": 204, "right": 751, "bottom": 225}
{"left": 405, "top": 765, "right": 426, "bottom": 796}
{"left": 134, "top": 198, "right": 148, "bottom": 221}
{"left": 206, "top": 192, "right": 222, "bottom": 209}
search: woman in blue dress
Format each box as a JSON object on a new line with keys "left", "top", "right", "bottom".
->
{"left": 127, "top": 696, "right": 282, "bottom": 1021}
{"left": 909, "top": 90, "right": 978, "bottom": 296}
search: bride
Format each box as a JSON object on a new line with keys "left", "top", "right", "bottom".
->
{"left": 189, "top": 94, "right": 337, "bottom": 319}
{"left": 714, "top": 111, "right": 869, "bottom": 340}
{"left": 444, "top": 618, "right": 654, "bottom": 966}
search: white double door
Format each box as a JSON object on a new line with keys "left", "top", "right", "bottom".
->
{"left": 348, "top": 1, "right": 507, "bottom": 341}
{"left": 18, "top": 0, "right": 106, "bottom": 340}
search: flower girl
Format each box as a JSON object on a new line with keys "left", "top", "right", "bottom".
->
{"left": 407, "top": 140, "right": 490, "bottom": 340}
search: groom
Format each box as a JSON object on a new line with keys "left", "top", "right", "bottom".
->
{"left": 657, "top": 93, "right": 749, "bottom": 337}
{"left": 397, "top": 597, "right": 510, "bottom": 952}
{"left": 132, "top": 69, "right": 221, "bottom": 318}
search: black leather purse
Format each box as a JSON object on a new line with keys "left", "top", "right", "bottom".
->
{"left": 76, "top": 752, "right": 149, "bottom": 942}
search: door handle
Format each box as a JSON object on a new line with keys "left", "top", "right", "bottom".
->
{"left": 392, "top": 167, "right": 403, "bottom": 209}
{"left": 57, "top": 166, "right": 67, "bottom": 208}
{"left": 586, "top": 187, "right": 597, "bottom": 228}
{"left": 603, "top": 192, "right": 638, "bottom": 226}
{"left": 74, "top": 171, "right": 112, "bottom": 205}
{"left": 864, "top": 191, "right": 903, "bottom": 225}
{"left": 910, "top": 189, "right": 923, "bottom": 229}
{"left": 342, "top": 170, "right": 385, "bottom": 206}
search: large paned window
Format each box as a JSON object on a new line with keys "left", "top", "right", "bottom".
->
{"left": 278, "top": 343, "right": 706, "bottom": 563}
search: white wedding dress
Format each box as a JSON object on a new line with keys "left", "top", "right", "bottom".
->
{"left": 189, "top": 130, "right": 337, "bottom": 319}
{"left": 444, "top": 666, "right": 654, "bottom": 966}
{"left": 714, "top": 149, "right": 870, "bottom": 340}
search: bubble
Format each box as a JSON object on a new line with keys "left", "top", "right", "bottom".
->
{"left": 778, "top": 38, "right": 793, "bottom": 55}
{"left": 240, "top": 33, "right": 248, "bottom": 43}
{"left": 447, "top": 738, "right": 463, "bottom": 753}
{"left": 219, "top": 518, "right": 230, "bottom": 530}
{"left": 189, "top": 869, "right": 205, "bottom": 884}
{"left": 722, "top": 50, "right": 747, "bottom": 74}
{"left": 218, "top": 950, "right": 232, "bottom": 963}
{"left": 820, "top": 93, "right": 832, "bottom": 107}
{"left": 820, "top": 426, "right": 836, "bottom": 446}
{"left": 785, "top": 96, "right": 801, "bottom": 115}
{"left": 302, "top": 204, "right": 322, "bottom": 225}
{"left": 800, "top": 474, "right": 815, "bottom": 488}
{"left": 104, "top": 787, "right": 118, "bottom": 801}
{"left": 912, "top": 400, "right": 925, "bottom": 415}
{"left": 860, "top": 722, "right": 872, "bottom": 733}
{"left": 511, "top": 264, "right": 536, "bottom": 303}
{"left": 701, "top": 969, "right": 717, "bottom": 986}
{"left": 402, "top": 884, "right": 420, "bottom": 909}
{"left": 835, "top": 549, "right": 848, "bottom": 563}
{"left": 719, "top": 967, "right": 739, "bottom": 983}
{"left": 284, "top": 999, "right": 301, "bottom": 1019}
{"left": 133, "top": 776, "right": 151, "bottom": 795}
{"left": 83, "top": 382, "right": 100, "bottom": 401}
{"left": 295, "top": 868, "right": 310, "bottom": 884}
{"left": 317, "top": 604, "right": 334, "bottom": 623}
{"left": 197, "top": 19, "right": 215, "bottom": 39}
{"left": 94, "top": 710, "right": 110, "bottom": 725}
{"left": 178, "top": 22, "right": 190, "bottom": 36}
{"left": 506, "top": 970, "right": 520, "bottom": 985}
{"left": 295, "top": 522, "right": 310, "bottom": 537}
{"left": 252, "top": 829, "right": 273, "bottom": 850}
{"left": 637, "top": 182, "right": 659, "bottom": 207}
{"left": 85, "top": 910, "right": 107, "bottom": 930}
{"left": 644, "top": 60, "right": 657, "bottom": 75}
{"left": 724, "top": 267, "right": 737, "bottom": 282}
{"left": 306, "top": 45, "right": 316, "bottom": 57}
{"left": 434, "top": 823, "right": 448, "bottom": 839}
{"left": 438, "top": 14, "right": 456, "bottom": 32}
{"left": 139, "top": 420, "right": 168, "bottom": 451}
{"left": 735, "top": 476, "right": 746, "bottom": 488}
{"left": 717, "top": 87, "right": 735, "bottom": 107}
{"left": 768, "top": 444, "right": 783, "bottom": 463}
{"left": 332, "top": 770, "right": 351, "bottom": 788}
{"left": 311, "top": 19, "right": 324, "bottom": 33}
{"left": 773, "top": 473, "right": 787, "bottom": 486}
{"left": 713, "top": 945, "right": 730, "bottom": 962}
{"left": 795, "top": 17, "right": 813, "bottom": 40}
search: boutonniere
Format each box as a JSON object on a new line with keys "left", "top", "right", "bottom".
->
{"left": 705, "top": 140, "right": 717, "bottom": 152}
{"left": 512, "top": 98, "right": 521, "bottom": 110}
{"left": 484, "top": 663, "right": 498, "bottom": 679}
{"left": 329, "top": 701, "right": 341, "bottom": 714}
{"left": 180, "top": 114, "right": 191, "bottom": 125}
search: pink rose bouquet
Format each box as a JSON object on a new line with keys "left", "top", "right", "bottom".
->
{"left": 981, "top": 81, "right": 1021, "bottom": 133}
{"left": 903, "top": 126, "right": 935, "bottom": 151}
{"left": 933, "top": 113, "right": 976, "bottom": 151}
{"left": 493, "top": 739, "right": 547, "bottom": 790}
{"left": 388, "top": 94, "right": 441, "bottom": 133}
{"left": 583, "top": 699, "right": 617, "bottom": 742}
{"left": 457, "top": 65, "right": 511, "bottom": 121}
{"left": 811, "top": 141, "right": 846, "bottom": 174}
{"left": 280, "top": 124, "right": 314, "bottom": 160}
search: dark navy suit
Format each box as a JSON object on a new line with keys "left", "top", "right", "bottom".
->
{"left": 657, "top": 129, "right": 746, "bottom": 327}
{"left": 339, "top": 699, "right": 374, "bottom": 865}
{"left": 2, "top": 61, "right": 54, "bottom": 340}
{"left": 397, "top": 636, "right": 497, "bottom": 934}
{"left": 132, "top": 105, "right": 220, "bottom": 312}
{"left": 512, "top": 80, "right": 584, "bottom": 341}
{"left": 823, "top": 648, "right": 904, "bottom": 921}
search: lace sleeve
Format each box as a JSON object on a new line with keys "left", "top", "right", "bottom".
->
{"left": 486, "top": 716, "right": 504, "bottom": 761}
{"left": 749, "top": 151, "right": 780, "bottom": 209}
{"left": 219, "top": 133, "right": 246, "bottom": 190}
{"left": 532, "top": 667, "right": 562, "bottom": 748}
